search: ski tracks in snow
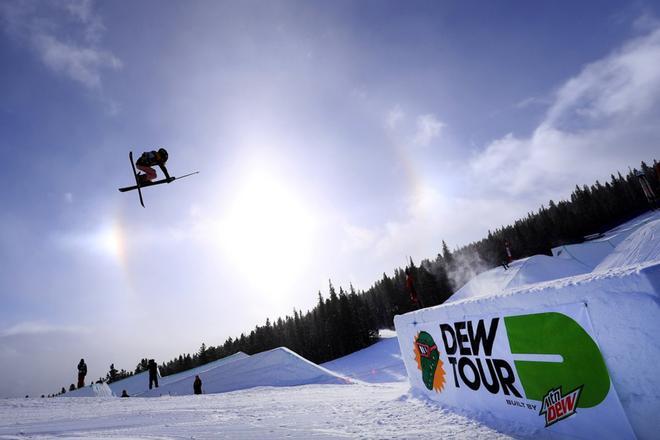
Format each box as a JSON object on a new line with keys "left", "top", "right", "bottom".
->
{"left": 0, "top": 383, "right": 533, "bottom": 439}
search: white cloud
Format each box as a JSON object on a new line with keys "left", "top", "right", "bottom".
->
{"left": 546, "top": 28, "right": 660, "bottom": 128}
{"left": 0, "top": 321, "right": 87, "bottom": 338}
{"left": 0, "top": 0, "right": 121, "bottom": 90}
{"left": 413, "top": 114, "right": 444, "bottom": 147}
{"left": 471, "top": 26, "right": 660, "bottom": 199}
{"left": 386, "top": 105, "right": 405, "bottom": 129}
{"left": 341, "top": 222, "right": 378, "bottom": 253}
{"left": 33, "top": 33, "right": 121, "bottom": 89}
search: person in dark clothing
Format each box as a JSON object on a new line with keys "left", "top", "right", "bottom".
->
{"left": 121, "top": 390, "right": 129, "bottom": 398}
{"left": 136, "top": 148, "right": 173, "bottom": 184}
{"left": 193, "top": 375, "right": 203, "bottom": 395}
{"left": 504, "top": 240, "right": 513, "bottom": 263}
{"left": 636, "top": 170, "right": 657, "bottom": 208}
{"left": 77, "top": 359, "right": 87, "bottom": 389}
{"left": 148, "top": 359, "right": 159, "bottom": 389}
{"left": 405, "top": 268, "right": 422, "bottom": 307}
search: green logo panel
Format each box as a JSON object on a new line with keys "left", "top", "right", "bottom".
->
{"left": 504, "top": 312, "right": 610, "bottom": 408}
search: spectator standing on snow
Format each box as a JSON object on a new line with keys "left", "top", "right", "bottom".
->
{"left": 193, "top": 375, "right": 203, "bottom": 395}
{"left": 77, "top": 359, "right": 87, "bottom": 388}
{"left": 148, "top": 359, "right": 159, "bottom": 389}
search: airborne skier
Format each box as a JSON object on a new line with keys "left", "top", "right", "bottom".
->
{"left": 119, "top": 149, "right": 199, "bottom": 208}
{"left": 136, "top": 148, "right": 173, "bottom": 185}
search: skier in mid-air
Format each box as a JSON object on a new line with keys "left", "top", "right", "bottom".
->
{"left": 405, "top": 268, "right": 423, "bottom": 308}
{"left": 136, "top": 148, "right": 173, "bottom": 185}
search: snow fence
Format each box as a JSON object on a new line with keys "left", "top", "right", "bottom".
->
{"left": 394, "top": 263, "right": 660, "bottom": 440}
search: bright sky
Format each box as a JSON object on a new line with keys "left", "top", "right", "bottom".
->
{"left": 1, "top": 0, "right": 659, "bottom": 398}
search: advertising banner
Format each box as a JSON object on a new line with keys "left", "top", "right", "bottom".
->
{"left": 395, "top": 303, "right": 636, "bottom": 439}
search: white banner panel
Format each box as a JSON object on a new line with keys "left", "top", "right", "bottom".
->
{"left": 395, "top": 303, "right": 636, "bottom": 439}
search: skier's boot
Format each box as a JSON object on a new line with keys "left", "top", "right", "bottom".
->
{"left": 137, "top": 173, "right": 150, "bottom": 186}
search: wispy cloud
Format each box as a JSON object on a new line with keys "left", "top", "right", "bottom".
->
{"left": 386, "top": 105, "right": 405, "bottom": 130}
{"left": 33, "top": 33, "right": 121, "bottom": 88}
{"left": 0, "top": 0, "right": 121, "bottom": 90}
{"left": 413, "top": 114, "right": 444, "bottom": 147}
{"left": 0, "top": 321, "right": 87, "bottom": 338}
{"left": 471, "top": 26, "right": 660, "bottom": 198}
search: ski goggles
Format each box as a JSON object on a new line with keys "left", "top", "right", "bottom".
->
{"left": 415, "top": 342, "right": 437, "bottom": 358}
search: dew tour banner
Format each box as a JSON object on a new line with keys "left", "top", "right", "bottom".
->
{"left": 396, "top": 303, "right": 636, "bottom": 439}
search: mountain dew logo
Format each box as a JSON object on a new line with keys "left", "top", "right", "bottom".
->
{"left": 413, "top": 331, "right": 445, "bottom": 392}
{"left": 504, "top": 312, "right": 610, "bottom": 409}
{"left": 421, "top": 311, "right": 612, "bottom": 427}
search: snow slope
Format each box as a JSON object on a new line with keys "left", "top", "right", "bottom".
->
{"left": 452, "top": 210, "right": 660, "bottom": 302}
{"left": 140, "top": 347, "right": 351, "bottom": 397}
{"left": 58, "top": 383, "right": 114, "bottom": 398}
{"left": 321, "top": 332, "right": 407, "bottom": 383}
{"left": 596, "top": 219, "right": 660, "bottom": 270}
{"left": 0, "top": 383, "right": 537, "bottom": 439}
{"left": 65, "top": 352, "right": 250, "bottom": 398}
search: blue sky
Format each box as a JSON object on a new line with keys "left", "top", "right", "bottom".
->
{"left": 1, "top": 0, "right": 659, "bottom": 397}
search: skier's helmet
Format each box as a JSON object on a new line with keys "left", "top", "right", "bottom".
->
{"left": 158, "top": 148, "right": 168, "bottom": 162}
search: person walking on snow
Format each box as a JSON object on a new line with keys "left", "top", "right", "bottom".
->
{"left": 148, "top": 359, "right": 159, "bottom": 389}
{"left": 136, "top": 148, "right": 173, "bottom": 185}
{"left": 193, "top": 375, "right": 203, "bottom": 395}
{"left": 77, "top": 359, "right": 87, "bottom": 389}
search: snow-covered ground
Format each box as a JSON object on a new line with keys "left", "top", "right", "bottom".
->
{"left": 321, "top": 331, "right": 407, "bottom": 383}
{"left": 0, "top": 383, "right": 541, "bottom": 439}
{"left": 1, "top": 211, "right": 658, "bottom": 439}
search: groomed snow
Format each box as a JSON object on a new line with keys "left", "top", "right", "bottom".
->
{"left": 451, "top": 210, "right": 660, "bottom": 302}
{"left": 0, "top": 383, "right": 547, "bottom": 439}
{"left": 321, "top": 333, "right": 407, "bottom": 383}
{"left": 140, "top": 347, "right": 351, "bottom": 397}
{"left": 596, "top": 218, "right": 660, "bottom": 271}
{"left": 65, "top": 352, "right": 250, "bottom": 398}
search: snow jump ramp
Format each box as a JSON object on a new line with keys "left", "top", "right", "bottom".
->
{"left": 141, "top": 347, "right": 351, "bottom": 397}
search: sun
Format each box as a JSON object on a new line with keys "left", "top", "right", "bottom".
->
{"left": 217, "top": 166, "right": 317, "bottom": 294}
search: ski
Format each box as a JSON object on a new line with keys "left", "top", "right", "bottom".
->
{"left": 118, "top": 171, "right": 199, "bottom": 193}
{"left": 128, "top": 151, "right": 145, "bottom": 208}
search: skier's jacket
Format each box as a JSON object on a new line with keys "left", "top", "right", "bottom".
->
{"left": 406, "top": 273, "right": 418, "bottom": 302}
{"left": 137, "top": 151, "right": 166, "bottom": 167}
{"left": 148, "top": 360, "right": 158, "bottom": 378}
{"left": 78, "top": 360, "right": 87, "bottom": 375}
